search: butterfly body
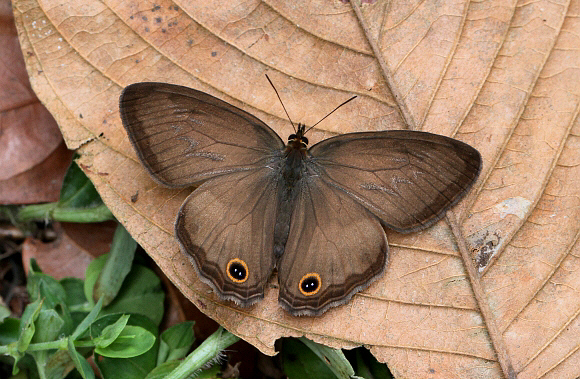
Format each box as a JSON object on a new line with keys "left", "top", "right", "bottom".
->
{"left": 120, "top": 82, "right": 481, "bottom": 316}
{"left": 272, "top": 124, "right": 312, "bottom": 256}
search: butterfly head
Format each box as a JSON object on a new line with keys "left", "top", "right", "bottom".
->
{"left": 287, "top": 123, "right": 309, "bottom": 152}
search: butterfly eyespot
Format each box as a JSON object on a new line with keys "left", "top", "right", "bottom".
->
{"left": 226, "top": 258, "right": 249, "bottom": 283}
{"left": 299, "top": 273, "right": 321, "bottom": 296}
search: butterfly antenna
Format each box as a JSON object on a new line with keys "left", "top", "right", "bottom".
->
{"left": 266, "top": 74, "right": 296, "bottom": 132}
{"left": 304, "top": 95, "right": 357, "bottom": 134}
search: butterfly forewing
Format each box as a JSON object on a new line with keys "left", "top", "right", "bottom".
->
{"left": 308, "top": 130, "right": 481, "bottom": 232}
{"left": 120, "top": 82, "right": 285, "bottom": 187}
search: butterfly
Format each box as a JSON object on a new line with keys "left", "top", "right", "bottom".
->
{"left": 119, "top": 82, "right": 481, "bottom": 316}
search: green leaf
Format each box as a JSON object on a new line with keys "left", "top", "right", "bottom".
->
{"left": 196, "top": 364, "right": 222, "bottom": 379}
{"left": 27, "top": 272, "right": 67, "bottom": 306}
{"left": 299, "top": 337, "right": 356, "bottom": 379}
{"left": 71, "top": 297, "right": 104, "bottom": 341}
{"left": 0, "top": 317, "right": 20, "bottom": 345}
{"left": 143, "top": 361, "right": 181, "bottom": 379}
{"left": 62, "top": 277, "right": 91, "bottom": 331}
{"left": 26, "top": 270, "right": 73, "bottom": 335}
{"left": 17, "top": 299, "right": 43, "bottom": 352}
{"left": 29, "top": 258, "right": 43, "bottom": 274}
{"left": 94, "top": 224, "right": 137, "bottom": 306}
{"left": 61, "top": 277, "right": 88, "bottom": 307}
{"left": 44, "top": 349, "right": 78, "bottom": 379}
{"left": 0, "top": 318, "right": 24, "bottom": 375}
{"left": 84, "top": 254, "right": 108, "bottom": 306}
{"left": 282, "top": 338, "right": 338, "bottom": 379}
{"left": 101, "top": 265, "right": 164, "bottom": 326}
{"left": 94, "top": 314, "right": 130, "bottom": 348}
{"left": 9, "top": 299, "right": 43, "bottom": 375}
{"left": 92, "top": 314, "right": 159, "bottom": 379}
{"left": 95, "top": 325, "right": 155, "bottom": 358}
{"left": 59, "top": 160, "right": 105, "bottom": 209}
{"left": 144, "top": 362, "right": 221, "bottom": 379}
{"left": 31, "top": 310, "right": 65, "bottom": 344}
{"left": 68, "top": 338, "right": 96, "bottom": 379}
{"left": 17, "top": 160, "right": 113, "bottom": 222}
{"left": 29, "top": 310, "right": 66, "bottom": 379}
{"left": 158, "top": 321, "right": 195, "bottom": 364}
{"left": 0, "top": 304, "right": 11, "bottom": 322}
{"left": 347, "top": 348, "right": 393, "bottom": 379}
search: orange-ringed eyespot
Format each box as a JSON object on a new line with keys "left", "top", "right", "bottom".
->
{"left": 226, "top": 258, "right": 248, "bottom": 283}
{"left": 299, "top": 273, "right": 321, "bottom": 296}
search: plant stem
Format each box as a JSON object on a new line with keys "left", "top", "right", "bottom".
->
{"left": 164, "top": 327, "right": 240, "bottom": 379}
{"left": 17, "top": 203, "right": 113, "bottom": 222}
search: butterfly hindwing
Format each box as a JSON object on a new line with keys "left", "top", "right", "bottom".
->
{"left": 176, "top": 167, "right": 282, "bottom": 306}
{"left": 276, "top": 170, "right": 388, "bottom": 316}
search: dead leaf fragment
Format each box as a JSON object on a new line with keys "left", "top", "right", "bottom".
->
{"left": 0, "top": 0, "right": 63, "bottom": 181}
{"left": 22, "top": 221, "right": 115, "bottom": 279}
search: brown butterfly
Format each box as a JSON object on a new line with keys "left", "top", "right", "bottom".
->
{"left": 119, "top": 82, "right": 481, "bottom": 316}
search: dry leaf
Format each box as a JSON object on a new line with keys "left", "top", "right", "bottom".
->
{"left": 0, "top": 141, "right": 73, "bottom": 204}
{"left": 0, "top": 0, "right": 72, "bottom": 203}
{"left": 21, "top": 221, "right": 115, "bottom": 279}
{"left": 12, "top": 0, "right": 580, "bottom": 378}
{"left": 0, "top": 0, "right": 63, "bottom": 180}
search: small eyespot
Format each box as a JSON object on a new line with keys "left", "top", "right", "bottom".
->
{"left": 226, "top": 258, "right": 248, "bottom": 283}
{"left": 299, "top": 273, "right": 321, "bottom": 296}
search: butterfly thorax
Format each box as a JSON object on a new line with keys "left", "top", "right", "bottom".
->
{"left": 282, "top": 123, "right": 309, "bottom": 184}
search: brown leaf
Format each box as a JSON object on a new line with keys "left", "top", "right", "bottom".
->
{"left": 0, "top": 141, "right": 73, "bottom": 203}
{"left": 11, "top": 0, "right": 580, "bottom": 378}
{"left": 22, "top": 221, "right": 115, "bottom": 279}
{"left": 0, "top": 0, "right": 63, "bottom": 180}
{"left": 0, "top": 0, "right": 71, "bottom": 203}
